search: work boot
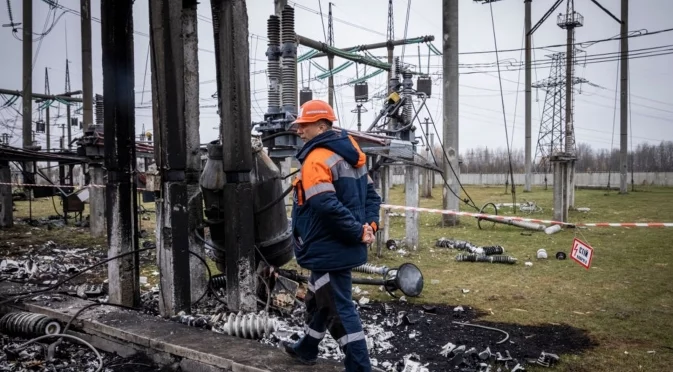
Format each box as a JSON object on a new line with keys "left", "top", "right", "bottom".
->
{"left": 279, "top": 340, "right": 317, "bottom": 366}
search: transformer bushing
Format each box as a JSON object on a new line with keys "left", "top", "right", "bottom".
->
{"left": 253, "top": 5, "right": 302, "bottom": 159}
{"left": 281, "top": 5, "right": 297, "bottom": 113}
{"left": 401, "top": 71, "right": 414, "bottom": 142}
{"left": 266, "top": 15, "right": 281, "bottom": 114}
{"left": 200, "top": 140, "right": 293, "bottom": 273}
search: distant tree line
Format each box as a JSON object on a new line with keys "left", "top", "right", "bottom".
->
{"left": 427, "top": 141, "right": 673, "bottom": 173}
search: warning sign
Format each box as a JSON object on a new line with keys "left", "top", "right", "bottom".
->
{"left": 571, "top": 238, "right": 594, "bottom": 270}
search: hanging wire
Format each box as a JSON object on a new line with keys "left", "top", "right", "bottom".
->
{"left": 488, "top": 1, "right": 516, "bottom": 209}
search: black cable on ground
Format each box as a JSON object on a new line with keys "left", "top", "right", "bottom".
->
{"left": 0, "top": 248, "right": 154, "bottom": 305}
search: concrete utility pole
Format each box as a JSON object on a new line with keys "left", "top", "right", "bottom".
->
{"left": 149, "top": 0, "right": 192, "bottom": 316}
{"left": 380, "top": 0, "right": 394, "bottom": 247}
{"left": 212, "top": 0, "right": 257, "bottom": 312}
{"left": 182, "top": 0, "right": 207, "bottom": 304}
{"left": 422, "top": 118, "right": 432, "bottom": 198}
{"left": 81, "top": 0, "right": 93, "bottom": 130}
{"left": 101, "top": 0, "right": 140, "bottom": 307}
{"left": 442, "top": 0, "right": 460, "bottom": 226}
{"left": 81, "top": 0, "right": 104, "bottom": 236}
{"left": 524, "top": 0, "right": 532, "bottom": 192}
{"left": 403, "top": 72, "right": 419, "bottom": 249}
{"left": 619, "top": 0, "right": 628, "bottom": 194}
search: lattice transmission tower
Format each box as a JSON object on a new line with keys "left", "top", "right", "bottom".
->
{"left": 533, "top": 49, "right": 589, "bottom": 173}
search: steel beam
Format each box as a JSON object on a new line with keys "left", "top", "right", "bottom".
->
{"left": 309, "top": 36, "right": 434, "bottom": 59}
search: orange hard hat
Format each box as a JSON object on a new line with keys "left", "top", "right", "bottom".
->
{"left": 293, "top": 99, "right": 338, "bottom": 125}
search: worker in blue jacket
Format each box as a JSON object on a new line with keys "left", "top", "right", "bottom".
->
{"left": 280, "top": 99, "right": 382, "bottom": 372}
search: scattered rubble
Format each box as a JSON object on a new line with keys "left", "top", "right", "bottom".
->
{"left": 0, "top": 333, "right": 163, "bottom": 371}
{"left": 436, "top": 238, "right": 518, "bottom": 265}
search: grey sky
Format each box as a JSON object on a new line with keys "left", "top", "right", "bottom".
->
{"left": 1, "top": 0, "right": 671, "bottom": 157}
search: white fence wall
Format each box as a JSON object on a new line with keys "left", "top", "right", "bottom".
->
{"left": 390, "top": 172, "right": 673, "bottom": 187}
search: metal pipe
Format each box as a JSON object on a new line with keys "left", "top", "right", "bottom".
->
{"left": 309, "top": 36, "right": 435, "bottom": 59}
{"left": 478, "top": 216, "right": 546, "bottom": 231}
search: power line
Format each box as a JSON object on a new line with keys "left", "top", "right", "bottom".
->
{"left": 288, "top": 1, "right": 387, "bottom": 37}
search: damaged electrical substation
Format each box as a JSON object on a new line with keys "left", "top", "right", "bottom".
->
{"left": 0, "top": 1, "right": 599, "bottom": 372}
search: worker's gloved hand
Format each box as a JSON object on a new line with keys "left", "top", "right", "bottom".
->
{"left": 361, "top": 224, "right": 375, "bottom": 245}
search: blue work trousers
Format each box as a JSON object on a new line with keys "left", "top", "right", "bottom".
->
{"left": 292, "top": 269, "right": 371, "bottom": 372}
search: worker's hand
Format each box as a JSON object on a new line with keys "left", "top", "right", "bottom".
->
{"left": 362, "top": 224, "right": 375, "bottom": 245}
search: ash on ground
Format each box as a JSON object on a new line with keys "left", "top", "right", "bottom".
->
{"left": 0, "top": 333, "right": 164, "bottom": 372}
{"left": 255, "top": 300, "right": 596, "bottom": 371}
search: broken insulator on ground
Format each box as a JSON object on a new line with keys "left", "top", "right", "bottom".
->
{"left": 482, "top": 245, "right": 505, "bottom": 255}
{"left": 170, "top": 311, "right": 211, "bottom": 329}
{"left": 435, "top": 237, "right": 453, "bottom": 248}
{"left": 353, "top": 263, "right": 389, "bottom": 276}
{"left": 0, "top": 312, "right": 61, "bottom": 337}
{"left": 385, "top": 239, "right": 398, "bottom": 250}
{"left": 455, "top": 254, "right": 517, "bottom": 264}
{"left": 221, "top": 311, "right": 277, "bottom": 340}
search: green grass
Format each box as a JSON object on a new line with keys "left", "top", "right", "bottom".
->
{"left": 4, "top": 187, "right": 673, "bottom": 371}
{"left": 363, "top": 185, "right": 673, "bottom": 372}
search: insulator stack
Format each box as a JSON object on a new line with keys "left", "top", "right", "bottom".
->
{"left": 455, "top": 254, "right": 517, "bottom": 264}
{"left": 402, "top": 71, "right": 413, "bottom": 123}
{"left": 266, "top": 15, "right": 281, "bottom": 113}
{"left": 222, "top": 311, "right": 277, "bottom": 340}
{"left": 211, "top": 273, "right": 227, "bottom": 290}
{"left": 353, "top": 263, "right": 389, "bottom": 276}
{"left": 94, "top": 94, "right": 104, "bottom": 126}
{"left": 280, "top": 5, "right": 297, "bottom": 113}
{"left": 482, "top": 245, "right": 505, "bottom": 255}
{"left": 0, "top": 312, "right": 62, "bottom": 338}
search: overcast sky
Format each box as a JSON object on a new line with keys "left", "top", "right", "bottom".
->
{"left": 1, "top": 0, "right": 672, "bottom": 159}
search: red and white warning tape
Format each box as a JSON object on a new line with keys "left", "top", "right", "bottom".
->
{"left": 381, "top": 204, "right": 673, "bottom": 228}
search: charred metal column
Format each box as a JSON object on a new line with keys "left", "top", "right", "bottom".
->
{"left": 0, "top": 160, "right": 11, "bottom": 227}
{"left": 442, "top": 0, "right": 460, "bottom": 226}
{"left": 182, "top": 0, "right": 206, "bottom": 304}
{"left": 212, "top": 0, "right": 257, "bottom": 312}
{"left": 101, "top": 0, "right": 139, "bottom": 307}
{"left": 149, "top": 0, "right": 191, "bottom": 316}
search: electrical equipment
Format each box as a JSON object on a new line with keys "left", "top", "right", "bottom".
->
{"left": 416, "top": 75, "right": 432, "bottom": 97}
{"left": 354, "top": 82, "right": 369, "bottom": 102}
{"left": 299, "top": 88, "right": 313, "bottom": 106}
